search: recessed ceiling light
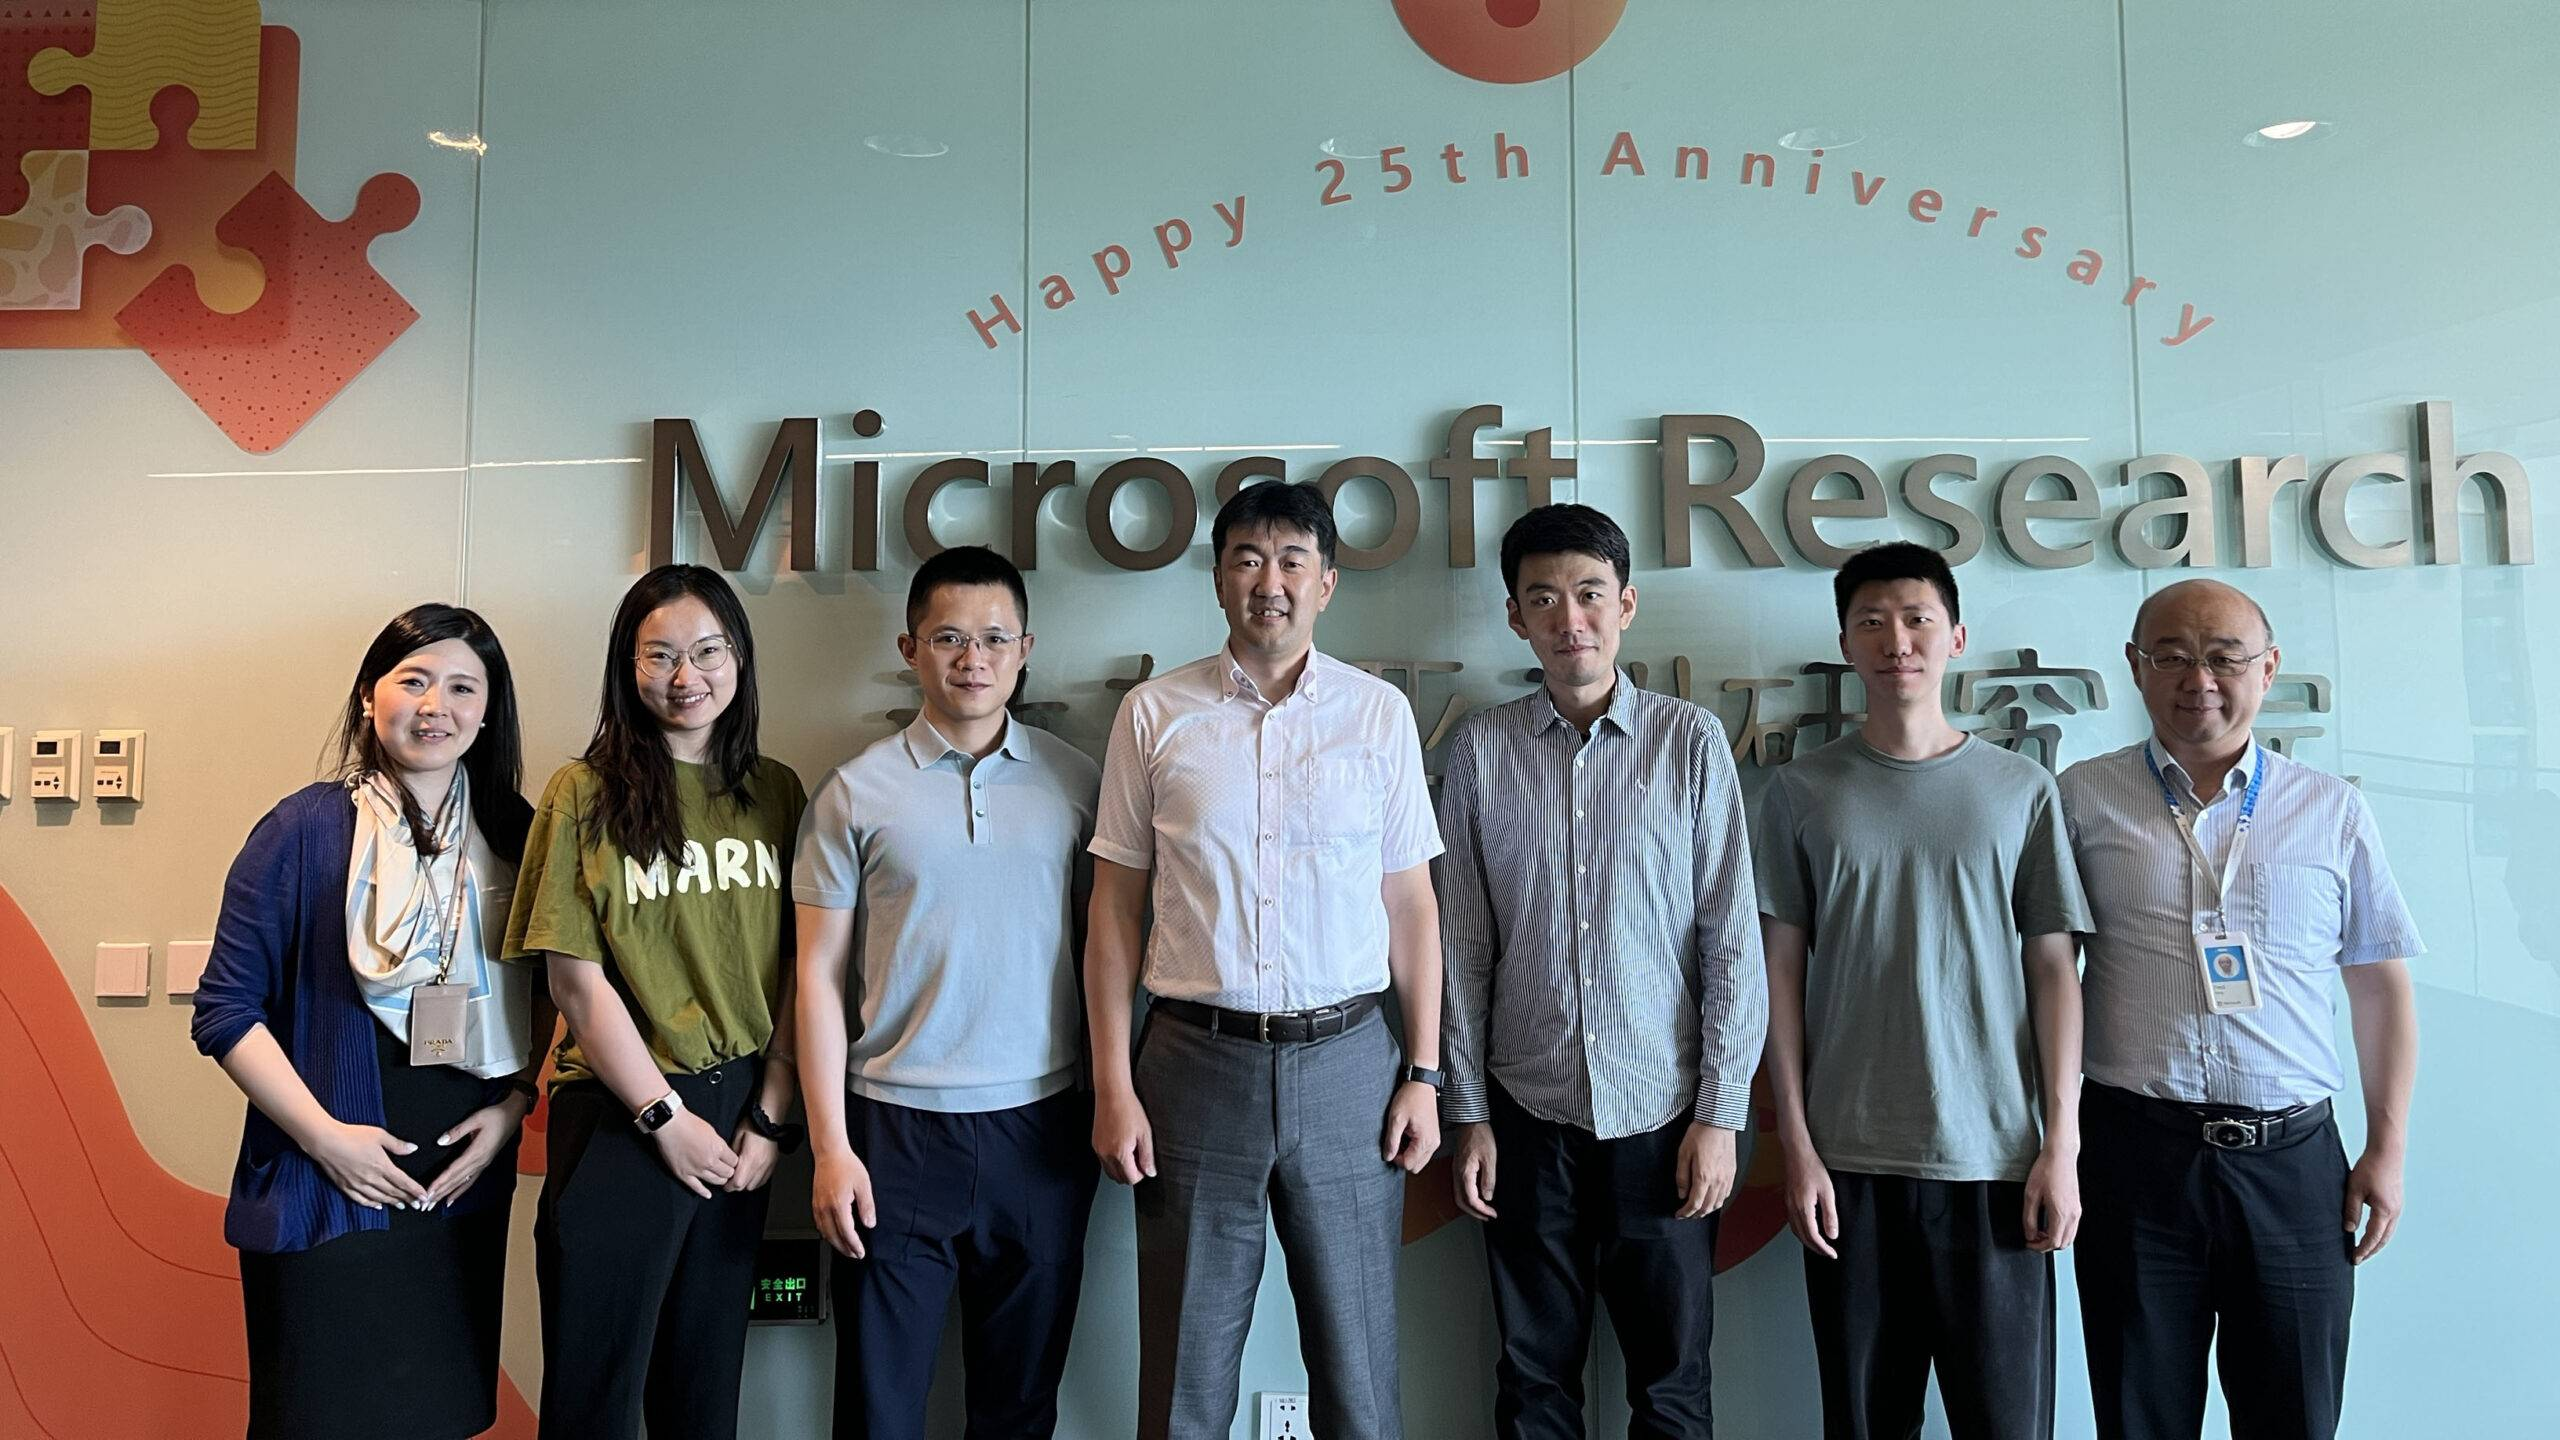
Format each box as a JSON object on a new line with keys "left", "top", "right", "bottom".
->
{"left": 863, "top": 134, "right": 949, "bottom": 158}
{"left": 1779, "top": 127, "right": 1863, "bottom": 152}
{"left": 2245, "top": 119, "right": 2328, "bottom": 145}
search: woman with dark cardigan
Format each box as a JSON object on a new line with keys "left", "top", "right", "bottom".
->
{"left": 192, "top": 604, "right": 552, "bottom": 1440}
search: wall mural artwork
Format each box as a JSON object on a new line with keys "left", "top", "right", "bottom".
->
{"left": 0, "top": 2, "right": 421, "bottom": 454}
{"left": 0, "top": 883, "right": 537, "bottom": 1439}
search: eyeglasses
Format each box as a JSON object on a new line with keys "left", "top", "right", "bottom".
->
{"left": 634, "top": 637, "right": 735, "bottom": 678}
{"left": 917, "top": 630, "right": 1024, "bottom": 656}
{"left": 2134, "top": 645, "right": 2269, "bottom": 679}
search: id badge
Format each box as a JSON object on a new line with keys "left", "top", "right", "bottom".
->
{"left": 410, "top": 982, "right": 472, "bottom": 1067}
{"left": 2192, "top": 929, "right": 2263, "bottom": 1014}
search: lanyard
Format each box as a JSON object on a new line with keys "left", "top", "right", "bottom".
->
{"left": 376, "top": 773, "right": 474, "bottom": 985}
{"left": 2142, "top": 744, "right": 2263, "bottom": 927}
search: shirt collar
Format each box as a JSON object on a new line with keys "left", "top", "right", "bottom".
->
{"left": 2144, "top": 733, "right": 2259, "bottom": 803}
{"left": 902, "top": 713, "right": 1020, "bottom": 769}
{"left": 1528, "top": 670, "right": 1639, "bottom": 738}
{"left": 1220, "top": 644, "right": 1322, "bottom": 703}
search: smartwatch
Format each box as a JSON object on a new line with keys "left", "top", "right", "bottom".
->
{"left": 745, "top": 1103, "right": 807, "bottom": 1154}
{"left": 1401, "top": 1064, "right": 1445, "bottom": 1090}
{"left": 633, "top": 1091, "right": 685, "bottom": 1135}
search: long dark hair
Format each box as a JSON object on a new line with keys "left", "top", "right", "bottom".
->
{"left": 583, "top": 564, "right": 763, "bottom": 864}
{"left": 332, "top": 604, "right": 524, "bottom": 857}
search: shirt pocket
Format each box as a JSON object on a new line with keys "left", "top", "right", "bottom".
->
{"left": 2251, "top": 861, "right": 2343, "bottom": 966}
{"left": 1291, "top": 751, "right": 1383, "bottom": 846}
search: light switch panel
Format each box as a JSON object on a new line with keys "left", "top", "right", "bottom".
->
{"left": 166, "top": 940, "right": 214, "bottom": 996}
{"left": 94, "top": 943, "right": 150, "bottom": 999}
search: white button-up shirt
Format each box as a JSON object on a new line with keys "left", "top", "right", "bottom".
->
{"left": 1091, "top": 647, "right": 1443, "bottom": 1011}
{"left": 2060, "top": 738, "right": 2424, "bottom": 1109}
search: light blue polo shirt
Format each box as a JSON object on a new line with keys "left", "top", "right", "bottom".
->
{"left": 793, "top": 715, "right": 1100, "bottom": 1113}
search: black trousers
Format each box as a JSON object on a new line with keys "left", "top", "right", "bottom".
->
{"left": 1483, "top": 1085, "right": 1718, "bottom": 1440}
{"left": 1802, "top": 1171, "right": 2055, "bottom": 1440}
{"left": 2075, "top": 1083, "right": 2355, "bottom": 1440}
{"left": 832, "top": 1088, "right": 1099, "bottom": 1440}
{"left": 534, "top": 1057, "right": 770, "bottom": 1440}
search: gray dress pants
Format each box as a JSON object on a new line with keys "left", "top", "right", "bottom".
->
{"left": 1131, "top": 1003, "right": 1406, "bottom": 1439}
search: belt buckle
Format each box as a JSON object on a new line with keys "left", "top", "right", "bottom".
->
{"left": 1257, "top": 1012, "right": 1274, "bottom": 1044}
{"left": 2202, "top": 1117, "right": 2258, "bottom": 1150}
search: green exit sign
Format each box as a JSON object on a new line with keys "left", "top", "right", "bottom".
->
{"left": 749, "top": 1234, "right": 830, "bottom": 1325}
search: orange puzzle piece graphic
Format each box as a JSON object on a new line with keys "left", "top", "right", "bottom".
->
{"left": 0, "top": 2, "right": 95, "bottom": 214}
{"left": 117, "top": 168, "right": 420, "bottom": 453}
{"left": 0, "top": 25, "right": 297, "bottom": 347}
{"left": 28, "top": 0, "right": 260, "bottom": 152}
{"left": 0, "top": 148, "right": 148, "bottom": 308}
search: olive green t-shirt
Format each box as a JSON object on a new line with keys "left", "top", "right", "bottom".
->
{"left": 503, "top": 756, "right": 806, "bottom": 1086}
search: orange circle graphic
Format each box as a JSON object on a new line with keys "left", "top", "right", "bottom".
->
{"left": 1393, "top": 0, "right": 1630, "bottom": 84}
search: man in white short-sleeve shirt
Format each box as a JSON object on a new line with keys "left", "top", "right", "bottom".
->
{"left": 1085, "top": 481, "right": 1445, "bottom": 1440}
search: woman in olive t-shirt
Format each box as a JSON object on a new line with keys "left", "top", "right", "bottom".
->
{"left": 502, "top": 565, "right": 806, "bottom": 1440}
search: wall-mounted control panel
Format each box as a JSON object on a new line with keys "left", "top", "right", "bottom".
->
{"left": 91, "top": 730, "right": 145, "bottom": 802}
{"left": 29, "top": 730, "right": 80, "bottom": 802}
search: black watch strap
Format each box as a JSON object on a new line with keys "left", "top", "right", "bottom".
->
{"left": 748, "top": 1103, "right": 807, "bottom": 1153}
{"left": 1402, "top": 1064, "right": 1445, "bottom": 1090}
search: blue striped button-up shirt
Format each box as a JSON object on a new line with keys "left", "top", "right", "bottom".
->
{"left": 2059, "top": 738, "right": 2423, "bottom": 1109}
{"left": 1435, "top": 676, "right": 1766, "bottom": 1139}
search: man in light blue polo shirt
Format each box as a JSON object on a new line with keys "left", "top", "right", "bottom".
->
{"left": 2060, "top": 578, "right": 2421, "bottom": 1440}
{"left": 793, "top": 545, "right": 1101, "bottom": 1440}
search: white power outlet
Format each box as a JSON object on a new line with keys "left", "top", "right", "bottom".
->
{"left": 1256, "top": 1391, "right": 1309, "bottom": 1440}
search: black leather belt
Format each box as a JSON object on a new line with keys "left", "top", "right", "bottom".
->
{"left": 2093, "top": 1082, "right": 2328, "bottom": 1151}
{"left": 1153, "top": 991, "right": 1381, "bottom": 1044}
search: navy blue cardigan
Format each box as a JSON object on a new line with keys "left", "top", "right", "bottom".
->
{"left": 192, "top": 780, "right": 534, "bottom": 1254}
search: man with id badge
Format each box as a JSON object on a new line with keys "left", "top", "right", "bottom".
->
{"left": 2059, "top": 580, "right": 2422, "bottom": 1440}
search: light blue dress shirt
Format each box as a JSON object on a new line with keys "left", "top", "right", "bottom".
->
{"left": 2060, "top": 738, "right": 2423, "bottom": 1109}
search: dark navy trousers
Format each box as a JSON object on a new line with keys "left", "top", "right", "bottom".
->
{"left": 831, "top": 1087, "right": 1098, "bottom": 1440}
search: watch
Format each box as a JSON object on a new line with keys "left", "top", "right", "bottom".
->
{"left": 745, "top": 1103, "right": 807, "bottom": 1154}
{"left": 1401, "top": 1064, "right": 1445, "bottom": 1090}
{"left": 633, "top": 1091, "right": 685, "bottom": 1135}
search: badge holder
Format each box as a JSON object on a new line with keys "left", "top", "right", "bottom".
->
{"left": 2192, "top": 928, "right": 2262, "bottom": 1015}
{"left": 408, "top": 838, "right": 475, "bottom": 1069}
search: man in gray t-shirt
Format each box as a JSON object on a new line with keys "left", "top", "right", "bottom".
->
{"left": 1755, "top": 542, "right": 2092, "bottom": 1440}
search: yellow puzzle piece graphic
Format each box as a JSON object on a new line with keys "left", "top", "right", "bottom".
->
{"left": 29, "top": 0, "right": 262, "bottom": 152}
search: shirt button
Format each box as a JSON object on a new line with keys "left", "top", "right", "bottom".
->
{"left": 1575, "top": 864, "right": 1586, "bottom": 875}
{"left": 1582, "top": 976, "right": 1593, "bottom": 988}
{"left": 1573, "top": 756, "right": 1584, "bottom": 769}
{"left": 1578, "top": 920, "right": 1590, "bottom": 931}
{"left": 1263, "top": 831, "right": 1275, "bottom": 841}
{"left": 1264, "top": 769, "right": 1277, "bottom": 778}
{"left": 973, "top": 808, "right": 986, "bottom": 818}
{"left": 1574, "top": 808, "right": 1585, "bottom": 819}
{"left": 1261, "top": 897, "right": 1274, "bottom": 907}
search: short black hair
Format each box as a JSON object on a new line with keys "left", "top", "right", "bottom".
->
{"left": 1833, "top": 541, "right": 1960, "bottom": 629}
{"left": 1211, "top": 480, "right": 1337, "bottom": 572}
{"left": 906, "top": 544, "right": 1030, "bottom": 634}
{"left": 1500, "top": 503, "right": 1630, "bottom": 597}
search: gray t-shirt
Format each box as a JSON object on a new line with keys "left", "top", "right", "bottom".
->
{"left": 793, "top": 716, "right": 1099, "bottom": 1113}
{"left": 1754, "top": 734, "right": 2091, "bottom": 1182}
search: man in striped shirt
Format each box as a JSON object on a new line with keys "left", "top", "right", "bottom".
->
{"left": 1437, "top": 504, "right": 1765, "bottom": 1439}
